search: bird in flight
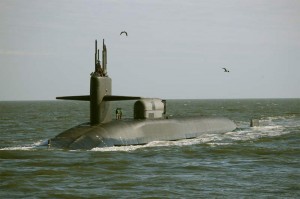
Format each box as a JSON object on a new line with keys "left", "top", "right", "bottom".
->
{"left": 120, "top": 31, "right": 128, "bottom": 36}
{"left": 222, "top": 67, "right": 230, "bottom": 72}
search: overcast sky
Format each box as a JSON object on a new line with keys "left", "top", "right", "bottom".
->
{"left": 0, "top": 0, "right": 299, "bottom": 100}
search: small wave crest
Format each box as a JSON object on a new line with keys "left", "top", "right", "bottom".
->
{"left": 0, "top": 139, "right": 48, "bottom": 151}
{"left": 0, "top": 146, "right": 35, "bottom": 151}
{"left": 90, "top": 134, "right": 230, "bottom": 152}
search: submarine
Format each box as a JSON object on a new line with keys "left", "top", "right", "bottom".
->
{"left": 49, "top": 39, "right": 236, "bottom": 149}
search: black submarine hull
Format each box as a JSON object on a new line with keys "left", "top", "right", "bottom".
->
{"left": 50, "top": 116, "right": 236, "bottom": 150}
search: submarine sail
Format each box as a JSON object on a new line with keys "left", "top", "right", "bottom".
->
{"left": 50, "top": 40, "right": 236, "bottom": 149}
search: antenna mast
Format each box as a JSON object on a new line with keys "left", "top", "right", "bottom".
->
{"left": 102, "top": 39, "right": 107, "bottom": 76}
{"left": 94, "top": 40, "right": 97, "bottom": 72}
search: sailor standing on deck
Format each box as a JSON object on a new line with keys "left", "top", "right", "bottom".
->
{"left": 116, "top": 108, "right": 122, "bottom": 120}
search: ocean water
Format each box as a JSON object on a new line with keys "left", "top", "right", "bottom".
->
{"left": 0, "top": 99, "right": 299, "bottom": 198}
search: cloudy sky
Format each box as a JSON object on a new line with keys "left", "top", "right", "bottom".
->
{"left": 0, "top": 0, "right": 299, "bottom": 100}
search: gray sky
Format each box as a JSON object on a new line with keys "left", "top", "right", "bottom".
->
{"left": 1, "top": 0, "right": 299, "bottom": 100}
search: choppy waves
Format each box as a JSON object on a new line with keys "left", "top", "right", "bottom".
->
{"left": 1, "top": 100, "right": 300, "bottom": 198}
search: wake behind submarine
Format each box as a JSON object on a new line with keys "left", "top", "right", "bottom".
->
{"left": 49, "top": 39, "right": 236, "bottom": 149}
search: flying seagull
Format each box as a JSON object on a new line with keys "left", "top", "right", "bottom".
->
{"left": 222, "top": 67, "right": 230, "bottom": 72}
{"left": 120, "top": 31, "right": 128, "bottom": 36}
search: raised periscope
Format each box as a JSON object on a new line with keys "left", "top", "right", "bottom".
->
{"left": 49, "top": 39, "right": 236, "bottom": 149}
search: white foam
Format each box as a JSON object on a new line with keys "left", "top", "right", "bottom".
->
{"left": 225, "top": 122, "right": 288, "bottom": 142}
{"left": 90, "top": 134, "right": 226, "bottom": 152}
{"left": 0, "top": 139, "right": 48, "bottom": 151}
{"left": 33, "top": 139, "right": 49, "bottom": 147}
{"left": 0, "top": 146, "right": 35, "bottom": 151}
{"left": 91, "top": 144, "right": 146, "bottom": 152}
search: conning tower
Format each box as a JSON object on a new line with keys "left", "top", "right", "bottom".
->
{"left": 90, "top": 39, "right": 111, "bottom": 124}
{"left": 56, "top": 40, "right": 140, "bottom": 125}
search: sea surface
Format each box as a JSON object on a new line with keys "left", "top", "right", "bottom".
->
{"left": 0, "top": 99, "right": 299, "bottom": 198}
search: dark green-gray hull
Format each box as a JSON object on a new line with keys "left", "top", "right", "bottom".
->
{"left": 50, "top": 116, "right": 236, "bottom": 149}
